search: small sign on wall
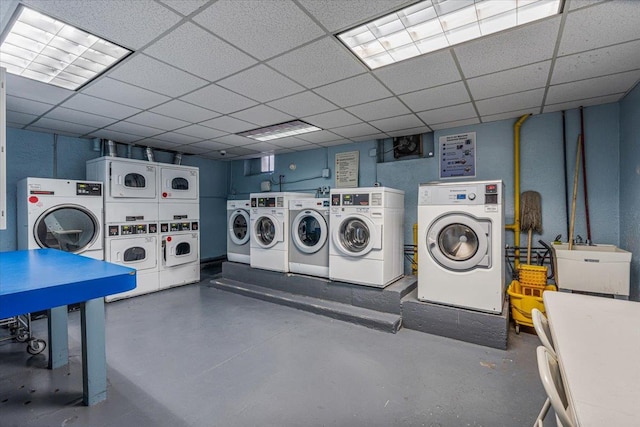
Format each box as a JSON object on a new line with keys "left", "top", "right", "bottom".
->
{"left": 335, "top": 151, "right": 359, "bottom": 188}
{"left": 439, "top": 132, "right": 476, "bottom": 179}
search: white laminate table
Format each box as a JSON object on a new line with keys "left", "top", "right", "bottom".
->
{"left": 543, "top": 291, "right": 640, "bottom": 426}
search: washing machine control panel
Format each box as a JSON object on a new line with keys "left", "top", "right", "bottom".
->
{"left": 332, "top": 193, "right": 370, "bottom": 206}
{"left": 108, "top": 223, "right": 157, "bottom": 236}
{"left": 76, "top": 182, "right": 102, "bottom": 196}
{"left": 160, "top": 221, "right": 197, "bottom": 232}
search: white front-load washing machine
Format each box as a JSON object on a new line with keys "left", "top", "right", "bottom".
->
{"left": 227, "top": 200, "right": 251, "bottom": 264}
{"left": 17, "top": 178, "right": 104, "bottom": 260}
{"left": 249, "top": 192, "right": 314, "bottom": 272}
{"left": 288, "top": 198, "right": 330, "bottom": 278}
{"left": 417, "top": 180, "right": 505, "bottom": 314}
{"left": 329, "top": 187, "right": 404, "bottom": 288}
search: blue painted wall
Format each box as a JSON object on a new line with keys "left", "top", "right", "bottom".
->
{"left": 0, "top": 128, "right": 228, "bottom": 261}
{"left": 619, "top": 83, "right": 640, "bottom": 300}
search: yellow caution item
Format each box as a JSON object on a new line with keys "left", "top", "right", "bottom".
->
{"left": 508, "top": 280, "right": 556, "bottom": 334}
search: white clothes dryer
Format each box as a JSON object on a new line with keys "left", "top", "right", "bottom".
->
{"left": 86, "top": 157, "right": 158, "bottom": 202}
{"left": 227, "top": 200, "right": 251, "bottom": 264}
{"left": 329, "top": 187, "right": 404, "bottom": 288}
{"left": 105, "top": 221, "right": 159, "bottom": 302}
{"left": 17, "top": 178, "right": 104, "bottom": 260}
{"left": 288, "top": 198, "right": 330, "bottom": 278}
{"left": 159, "top": 220, "right": 200, "bottom": 289}
{"left": 417, "top": 180, "right": 505, "bottom": 314}
{"left": 249, "top": 192, "right": 314, "bottom": 272}
{"left": 159, "top": 164, "right": 198, "bottom": 202}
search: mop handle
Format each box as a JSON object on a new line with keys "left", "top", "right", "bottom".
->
{"left": 568, "top": 135, "right": 582, "bottom": 251}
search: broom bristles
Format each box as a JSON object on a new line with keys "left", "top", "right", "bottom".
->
{"left": 521, "top": 190, "right": 542, "bottom": 233}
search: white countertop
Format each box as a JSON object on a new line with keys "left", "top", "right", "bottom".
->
{"left": 543, "top": 291, "right": 640, "bottom": 427}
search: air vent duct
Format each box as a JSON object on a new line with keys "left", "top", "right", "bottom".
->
{"left": 145, "top": 147, "right": 155, "bottom": 162}
{"left": 173, "top": 153, "right": 183, "bottom": 165}
{"left": 106, "top": 140, "right": 117, "bottom": 157}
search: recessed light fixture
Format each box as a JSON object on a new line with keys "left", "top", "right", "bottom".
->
{"left": 337, "top": 0, "right": 563, "bottom": 69}
{"left": 238, "top": 120, "right": 322, "bottom": 142}
{"left": 0, "top": 6, "right": 132, "bottom": 90}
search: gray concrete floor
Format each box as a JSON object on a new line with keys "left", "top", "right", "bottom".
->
{"left": 1, "top": 273, "right": 551, "bottom": 427}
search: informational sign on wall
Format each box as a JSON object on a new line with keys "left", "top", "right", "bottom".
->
{"left": 439, "top": 132, "right": 476, "bottom": 179}
{"left": 335, "top": 151, "right": 359, "bottom": 188}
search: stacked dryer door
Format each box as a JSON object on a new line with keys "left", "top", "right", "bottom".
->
{"left": 249, "top": 192, "right": 314, "bottom": 272}
{"left": 87, "top": 157, "right": 159, "bottom": 301}
{"left": 417, "top": 180, "right": 505, "bottom": 314}
{"left": 158, "top": 164, "right": 200, "bottom": 288}
{"left": 329, "top": 187, "right": 404, "bottom": 288}
{"left": 288, "top": 198, "right": 330, "bottom": 277}
{"left": 18, "top": 178, "right": 104, "bottom": 260}
{"left": 227, "top": 200, "right": 251, "bottom": 264}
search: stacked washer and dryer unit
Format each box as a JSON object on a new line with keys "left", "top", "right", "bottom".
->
{"left": 417, "top": 180, "right": 505, "bottom": 314}
{"left": 87, "top": 157, "right": 200, "bottom": 301}
{"left": 17, "top": 177, "right": 105, "bottom": 260}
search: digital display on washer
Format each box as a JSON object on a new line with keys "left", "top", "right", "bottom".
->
{"left": 331, "top": 194, "right": 340, "bottom": 206}
{"left": 485, "top": 183, "right": 498, "bottom": 193}
{"left": 342, "top": 194, "right": 369, "bottom": 206}
{"left": 456, "top": 194, "right": 466, "bottom": 200}
{"left": 135, "top": 224, "right": 147, "bottom": 234}
{"left": 257, "top": 197, "right": 276, "bottom": 207}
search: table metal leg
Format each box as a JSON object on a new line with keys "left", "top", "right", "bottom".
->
{"left": 47, "top": 305, "right": 69, "bottom": 369}
{"left": 81, "top": 297, "right": 106, "bottom": 406}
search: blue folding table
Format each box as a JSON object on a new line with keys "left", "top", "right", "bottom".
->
{"left": 0, "top": 249, "right": 136, "bottom": 405}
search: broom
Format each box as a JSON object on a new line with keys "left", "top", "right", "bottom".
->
{"left": 520, "top": 191, "right": 542, "bottom": 264}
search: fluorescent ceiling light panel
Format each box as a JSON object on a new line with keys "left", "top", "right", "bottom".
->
{"left": 238, "top": 120, "right": 321, "bottom": 142}
{"left": 0, "top": 6, "right": 131, "bottom": 90}
{"left": 338, "top": 0, "right": 562, "bottom": 69}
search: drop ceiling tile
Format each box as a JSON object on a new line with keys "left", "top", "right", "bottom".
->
{"left": 240, "top": 141, "right": 280, "bottom": 153}
{"left": 430, "top": 117, "right": 480, "bottom": 131}
{"left": 173, "top": 143, "right": 211, "bottom": 155}
{"left": 200, "top": 116, "right": 256, "bottom": 133}
{"left": 454, "top": 16, "right": 561, "bottom": 78}
{"left": 193, "top": 0, "right": 325, "bottom": 61}
{"left": 230, "top": 105, "right": 294, "bottom": 127}
{"left": 267, "top": 37, "right": 367, "bottom": 89}
{"left": 201, "top": 151, "right": 237, "bottom": 160}
{"left": 314, "top": 74, "right": 392, "bottom": 108}
{"left": 6, "top": 111, "right": 38, "bottom": 125}
{"left": 303, "top": 109, "right": 361, "bottom": 129}
{"left": 272, "top": 136, "right": 312, "bottom": 149}
{"left": 289, "top": 145, "right": 320, "bottom": 153}
{"left": 185, "top": 140, "right": 233, "bottom": 151}
{"left": 44, "top": 107, "right": 118, "bottom": 128}
{"left": 26, "top": 126, "right": 85, "bottom": 137}
{"left": 418, "top": 103, "right": 477, "bottom": 126}
{"left": 386, "top": 126, "right": 432, "bottom": 137}
{"left": 330, "top": 122, "right": 379, "bottom": 138}
{"left": 211, "top": 134, "right": 256, "bottom": 146}
{"left": 475, "top": 88, "right": 545, "bottom": 116}
{"left": 369, "top": 114, "right": 424, "bottom": 133}
{"left": 316, "top": 139, "right": 349, "bottom": 147}
{"left": 7, "top": 96, "right": 53, "bottom": 115}
{"left": 29, "top": 118, "right": 95, "bottom": 135}
{"left": 481, "top": 108, "right": 540, "bottom": 124}
{"left": 296, "top": 130, "right": 343, "bottom": 143}
{"left": 151, "top": 132, "right": 203, "bottom": 145}
{"left": 60, "top": 95, "right": 141, "bottom": 120}
{"left": 224, "top": 146, "right": 261, "bottom": 156}
{"left": 105, "top": 121, "right": 165, "bottom": 138}
{"left": 546, "top": 70, "right": 640, "bottom": 105}
{"left": 374, "top": 50, "right": 462, "bottom": 95}
{"left": 87, "top": 129, "right": 143, "bottom": 143}
{"left": 552, "top": 40, "right": 640, "bottom": 85}
{"left": 267, "top": 91, "right": 337, "bottom": 118}
{"left": 158, "top": 0, "right": 208, "bottom": 15}
{"left": 83, "top": 78, "right": 170, "bottom": 109}
{"left": 352, "top": 133, "right": 388, "bottom": 142}
{"left": 108, "top": 54, "right": 208, "bottom": 97}
{"left": 143, "top": 22, "right": 257, "bottom": 81}
{"left": 559, "top": 1, "right": 640, "bottom": 55}
{"left": 400, "top": 81, "right": 470, "bottom": 112}
{"left": 175, "top": 125, "right": 227, "bottom": 140}
{"left": 180, "top": 84, "right": 258, "bottom": 114}
{"left": 23, "top": 0, "right": 181, "bottom": 49}
{"left": 346, "top": 97, "right": 411, "bottom": 122}
{"left": 135, "top": 138, "right": 182, "bottom": 150}
{"left": 543, "top": 94, "right": 623, "bottom": 114}
{"left": 150, "top": 100, "right": 220, "bottom": 122}
{"left": 298, "top": 0, "right": 408, "bottom": 32}
{"left": 217, "top": 65, "right": 305, "bottom": 103}
{"left": 125, "top": 112, "right": 190, "bottom": 131}
{"left": 467, "top": 61, "right": 551, "bottom": 100}
{"left": 6, "top": 74, "right": 73, "bottom": 105}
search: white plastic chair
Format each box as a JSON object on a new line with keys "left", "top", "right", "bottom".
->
{"left": 536, "top": 346, "right": 576, "bottom": 427}
{"left": 532, "top": 308, "right": 556, "bottom": 357}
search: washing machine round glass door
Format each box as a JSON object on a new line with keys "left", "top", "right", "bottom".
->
{"left": 333, "top": 215, "right": 377, "bottom": 257}
{"left": 292, "top": 210, "right": 327, "bottom": 254}
{"left": 427, "top": 213, "right": 490, "bottom": 271}
{"left": 229, "top": 209, "right": 250, "bottom": 245}
{"left": 254, "top": 214, "right": 281, "bottom": 249}
{"left": 34, "top": 204, "right": 99, "bottom": 253}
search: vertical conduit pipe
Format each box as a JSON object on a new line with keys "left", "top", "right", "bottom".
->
{"left": 413, "top": 223, "right": 418, "bottom": 275}
{"left": 505, "top": 114, "right": 531, "bottom": 270}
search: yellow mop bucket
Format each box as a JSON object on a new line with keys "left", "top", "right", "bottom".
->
{"left": 507, "top": 280, "right": 556, "bottom": 334}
